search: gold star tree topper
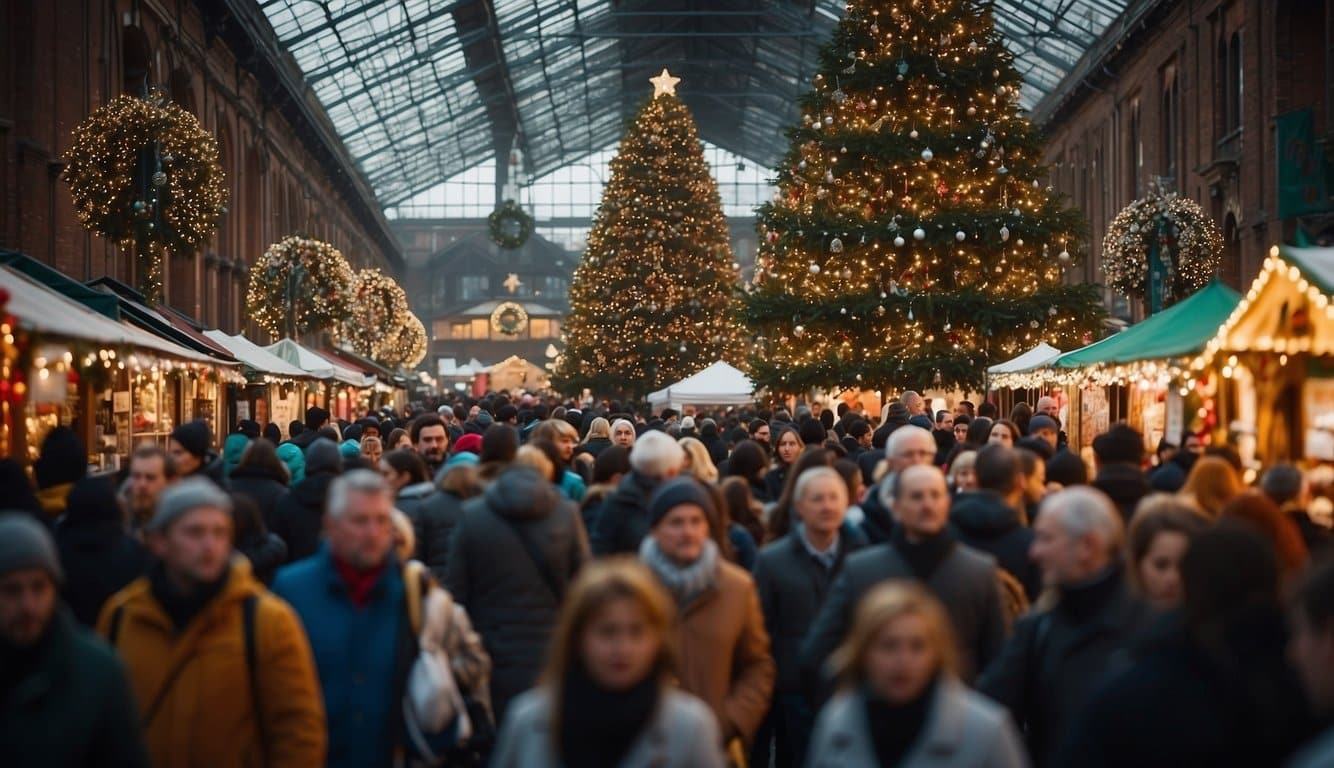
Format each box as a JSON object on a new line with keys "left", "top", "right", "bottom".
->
{"left": 650, "top": 68, "right": 681, "bottom": 98}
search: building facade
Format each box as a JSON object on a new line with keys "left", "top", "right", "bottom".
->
{"left": 1037, "top": 0, "right": 1332, "bottom": 320}
{"left": 0, "top": 0, "right": 401, "bottom": 337}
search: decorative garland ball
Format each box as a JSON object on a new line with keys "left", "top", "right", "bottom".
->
{"left": 488, "top": 199, "right": 534, "bottom": 249}
{"left": 246, "top": 236, "right": 355, "bottom": 339}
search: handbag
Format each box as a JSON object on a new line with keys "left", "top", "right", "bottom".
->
{"left": 402, "top": 562, "right": 469, "bottom": 763}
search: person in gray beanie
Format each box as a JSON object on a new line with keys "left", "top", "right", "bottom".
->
{"left": 0, "top": 512, "right": 150, "bottom": 767}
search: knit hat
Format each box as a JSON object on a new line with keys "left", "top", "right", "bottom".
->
{"left": 33, "top": 426, "right": 87, "bottom": 490}
{"left": 343, "top": 423, "right": 363, "bottom": 442}
{"left": 304, "top": 437, "right": 344, "bottom": 476}
{"left": 0, "top": 512, "right": 63, "bottom": 582}
{"left": 1028, "top": 415, "right": 1060, "bottom": 436}
{"left": 262, "top": 423, "right": 282, "bottom": 443}
{"left": 63, "top": 475, "right": 123, "bottom": 525}
{"left": 453, "top": 433, "right": 483, "bottom": 455}
{"left": 170, "top": 420, "right": 213, "bottom": 459}
{"left": 339, "top": 439, "right": 362, "bottom": 459}
{"left": 647, "top": 477, "right": 717, "bottom": 529}
{"left": 147, "top": 477, "right": 232, "bottom": 533}
{"left": 1092, "top": 424, "right": 1143, "bottom": 465}
{"left": 276, "top": 443, "right": 306, "bottom": 485}
{"left": 236, "top": 420, "right": 261, "bottom": 440}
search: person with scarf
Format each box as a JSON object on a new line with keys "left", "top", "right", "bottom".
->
{"left": 806, "top": 583, "right": 1028, "bottom": 768}
{"left": 801, "top": 464, "right": 1007, "bottom": 694}
{"left": 976, "top": 487, "right": 1155, "bottom": 767}
{"left": 639, "top": 477, "right": 775, "bottom": 759}
{"left": 490, "top": 559, "right": 724, "bottom": 767}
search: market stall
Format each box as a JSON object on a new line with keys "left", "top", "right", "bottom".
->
{"left": 204, "top": 331, "right": 316, "bottom": 439}
{"left": 648, "top": 361, "right": 756, "bottom": 413}
{"left": 986, "top": 342, "right": 1065, "bottom": 419}
{"left": 0, "top": 265, "right": 240, "bottom": 467}
{"left": 265, "top": 338, "right": 375, "bottom": 423}
{"left": 1050, "top": 280, "right": 1241, "bottom": 456}
{"left": 1193, "top": 245, "right": 1334, "bottom": 463}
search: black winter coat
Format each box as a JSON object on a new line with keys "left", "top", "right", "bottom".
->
{"left": 858, "top": 477, "right": 895, "bottom": 544}
{"left": 589, "top": 470, "right": 661, "bottom": 556}
{"left": 271, "top": 472, "right": 337, "bottom": 563}
{"left": 977, "top": 566, "right": 1155, "bottom": 767}
{"left": 412, "top": 488, "right": 468, "bottom": 583}
{"left": 764, "top": 466, "right": 789, "bottom": 502}
{"left": 1092, "top": 463, "right": 1151, "bottom": 522}
{"left": 228, "top": 464, "right": 291, "bottom": 531}
{"left": 857, "top": 449, "right": 885, "bottom": 488}
{"left": 236, "top": 531, "right": 287, "bottom": 586}
{"left": 800, "top": 537, "right": 1006, "bottom": 689}
{"left": 1056, "top": 606, "right": 1315, "bottom": 768}
{"left": 574, "top": 437, "right": 612, "bottom": 460}
{"left": 702, "top": 434, "right": 730, "bottom": 466}
{"left": 0, "top": 610, "right": 149, "bottom": 767}
{"left": 55, "top": 519, "right": 149, "bottom": 627}
{"left": 949, "top": 491, "right": 1041, "bottom": 600}
{"left": 445, "top": 467, "right": 590, "bottom": 721}
{"left": 754, "top": 531, "right": 865, "bottom": 694}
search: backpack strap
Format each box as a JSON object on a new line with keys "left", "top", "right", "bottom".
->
{"left": 107, "top": 603, "right": 126, "bottom": 647}
{"left": 403, "top": 560, "right": 426, "bottom": 637}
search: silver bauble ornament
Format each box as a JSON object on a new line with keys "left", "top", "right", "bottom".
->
{"left": 913, "top": 228, "right": 926, "bottom": 241}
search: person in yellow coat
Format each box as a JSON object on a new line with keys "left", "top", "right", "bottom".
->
{"left": 98, "top": 478, "right": 326, "bottom": 767}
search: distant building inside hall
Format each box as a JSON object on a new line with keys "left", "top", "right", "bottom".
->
{"left": 392, "top": 221, "right": 574, "bottom": 379}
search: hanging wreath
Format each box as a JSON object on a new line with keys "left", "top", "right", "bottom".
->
{"left": 379, "top": 313, "right": 427, "bottom": 369}
{"left": 490, "top": 301, "right": 529, "bottom": 336}
{"left": 488, "top": 199, "right": 534, "bottom": 249}
{"left": 61, "top": 91, "right": 228, "bottom": 303}
{"left": 340, "top": 268, "right": 409, "bottom": 358}
{"left": 1102, "top": 188, "right": 1223, "bottom": 309}
{"left": 246, "top": 236, "right": 355, "bottom": 339}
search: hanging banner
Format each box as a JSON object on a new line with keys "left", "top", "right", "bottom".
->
{"left": 1277, "top": 108, "right": 1332, "bottom": 218}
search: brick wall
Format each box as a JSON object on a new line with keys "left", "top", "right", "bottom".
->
{"left": 1038, "top": 0, "right": 1331, "bottom": 320}
{"left": 0, "top": 0, "right": 401, "bottom": 338}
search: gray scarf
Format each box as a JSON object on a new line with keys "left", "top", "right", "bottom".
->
{"left": 639, "top": 537, "right": 719, "bottom": 610}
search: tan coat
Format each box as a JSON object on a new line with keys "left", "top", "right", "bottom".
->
{"left": 97, "top": 557, "right": 326, "bottom": 768}
{"left": 672, "top": 560, "right": 776, "bottom": 744}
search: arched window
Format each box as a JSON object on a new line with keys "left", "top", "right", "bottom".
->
{"left": 121, "top": 25, "right": 151, "bottom": 96}
{"left": 169, "top": 67, "right": 196, "bottom": 115}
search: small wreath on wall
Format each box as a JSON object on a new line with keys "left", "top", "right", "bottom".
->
{"left": 491, "top": 301, "right": 529, "bottom": 336}
{"left": 488, "top": 199, "right": 534, "bottom": 249}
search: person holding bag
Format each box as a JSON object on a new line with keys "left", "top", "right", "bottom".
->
{"left": 274, "top": 470, "right": 493, "bottom": 768}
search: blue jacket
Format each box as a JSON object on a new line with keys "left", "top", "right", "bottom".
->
{"left": 273, "top": 545, "right": 407, "bottom": 768}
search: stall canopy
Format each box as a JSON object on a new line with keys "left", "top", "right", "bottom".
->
{"left": 1203, "top": 245, "right": 1334, "bottom": 359}
{"left": 265, "top": 339, "right": 374, "bottom": 387}
{"left": 1, "top": 265, "right": 223, "bottom": 365}
{"left": 988, "top": 343, "right": 1063, "bottom": 375}
{"left": 648, "top": 361, "right": 756, "bottom": 409}
{"left": 204, "top": 331, "right": 312, "bottom": 380}
{"left": 1057, "top": 280, "right": 1242, "bottom": 368}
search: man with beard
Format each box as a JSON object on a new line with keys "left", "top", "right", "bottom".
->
{"left": 410, "top": 414, "right": 450, "bottom": 477}
{"left": 125, "top": 444, "right": 177, "bottom": 535}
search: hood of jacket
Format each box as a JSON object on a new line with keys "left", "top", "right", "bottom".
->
{"left": 222, "top": 434, "right": 250, "bottom": 475}
{"left": 486, "top": 466, "right": 561, "bottom": 521}
{"left": 950, "top": 491, "right": 1022, "bottom": 538}
{"left": 1094, "top": 462, "right": 1152, "bottom": 503}
{"left": 229, "top": 461, "right": 290, "bottom": 485}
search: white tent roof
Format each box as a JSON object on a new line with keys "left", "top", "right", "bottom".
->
{"left": 205, "top": 331, "right": 312, "bottom": 379}
{"left": 264, "top": 339, "right": 375, "bottom": 387}
{"left": 0, "top": 265, "right": 222, "bottom": 365}
{"left": 648, "top": 361, "right": 755, "bottom": 409}
{"left": 986, "top": 343, "right": 1063, "bottom": 375}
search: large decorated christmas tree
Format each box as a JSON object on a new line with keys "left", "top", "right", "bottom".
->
{"left": 553, "top": 70, "right": 742, "bottom": 400}
{"left": 743, "top": 0, "right": 1105, "bottom": 393}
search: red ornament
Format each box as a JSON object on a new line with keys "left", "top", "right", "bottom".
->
{"left": 766, "top": 231, "right": 780, "bottom": 244}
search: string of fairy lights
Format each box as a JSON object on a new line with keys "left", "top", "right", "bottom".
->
{"left": 1102, "top": 185, "right": 1224, "bottom": 307}
{"left": 553, "top": 70, "right": 743, "bottom": 398}
{"left": 743, "top": 0, "right": 1105, "bottom": 394}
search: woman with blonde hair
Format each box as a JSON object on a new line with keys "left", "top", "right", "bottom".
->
{"left": 678, "top": 437, "right": 719, "bottom": 483}
{"left": 490, "top": 559, "right": 724, "bottom": 767}
{"left": 578, "top": 417, "right": 614, "bottom": 459}
{"left": 807, "top": 583, "right": 1029, "bottom": 768}
{"left": 1180, "top": 455, "right": 1243, "bottom": 519}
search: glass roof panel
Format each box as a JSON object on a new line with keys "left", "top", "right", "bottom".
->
{"left": 260, "top": 0, "right": 1130, "bottom": 211}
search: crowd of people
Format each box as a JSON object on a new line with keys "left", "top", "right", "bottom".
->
{"left": 4, "top": 389, "right": 1334, "bottom": 767}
